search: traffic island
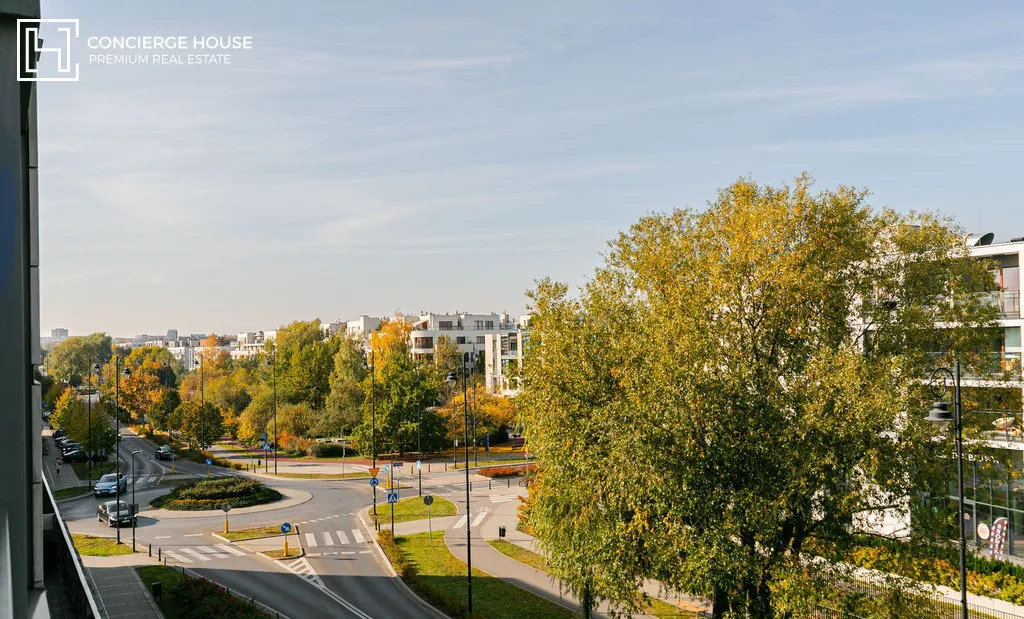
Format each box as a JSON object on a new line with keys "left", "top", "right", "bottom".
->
{"left": 213, "top": 526, "right": 287, "bottom": 543}
{"left": 240, "top": 532, "right": 303, "bottom": 561}
{"left": 149, "top": 477, "right": 281, "bottom": 511}
{"left": 366, "top": 495, "right": 457, "bottom": 525}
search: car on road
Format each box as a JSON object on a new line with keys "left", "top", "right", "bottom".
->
{"left": 94, "top": 473, "right": 127, "bottom": 497}
{"left": 60, "top": 442, "right": 82, "bottom": 454}
{"left": 62, "top": 449, "right": 88, "bottom": 463}
{"left": 96, "top": 501, "right": 135, "bottom": 527}
{"left": 155, "top": 445, "right": 174, "bottom": 460}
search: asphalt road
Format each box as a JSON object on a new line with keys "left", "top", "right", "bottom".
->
{"left": 62, "top": 430, "right": 433, "bottom": 619}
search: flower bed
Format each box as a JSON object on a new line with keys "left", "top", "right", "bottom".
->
{"left": 136, "top": 565, "right": 274, "bottom": 618}
{"left": 478, "top": 464, "right": 535, "bottom": 478}
{"left": 150, "top": 477, "right": 281, "bottom": 511}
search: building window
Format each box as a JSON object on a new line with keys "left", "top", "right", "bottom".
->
{"left": 476, "top": 336, "right": 485, "bottom": 344}
{"left": 475, "top": 320, "right": 484, "bottom": 329}
{"left": 457, "top": 337, "right": 466, "bottom": 344}
{"left": 414, "top": 337, "right": 433, "bottom": 348}
{"left": 439, "top": 321, "right": 453, "bottom": 331}
{"left": 464, "top": 352, "right": 471, "bottom": 362}
{"left": 485, "top": 320, "right": 494, "bottom": 329}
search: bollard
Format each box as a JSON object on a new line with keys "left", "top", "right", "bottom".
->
{"left": 148, "top": 543, "right": 152, "bottom": 557}
{"left": 489, "top": 481, "right": 492, "bottom": 490}
{"left": 444, "top": 463, "right": 447, "bottom": 472}
{"left": 151, "top": 581, "right": 162, "bottom": 601}
{"left": 507, "top": 478, "right": 510, "bottom": 488}
{"left": 158, "top": 547, "right": 161, "bottom": 561}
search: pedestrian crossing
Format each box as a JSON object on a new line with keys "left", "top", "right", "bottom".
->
{"left": 451, "top": 508, "right": 491, "bottom": 529}
{"left": 303, "top": 529, "right": 366, "bottom": 549}
{"left": 162, "top": 543, "right": 248, "bottom": 564}
{"left": 126, "top": 475, "right": 161, "bottom": 486}
{"left": 489, "top": 493, "right": 520, "bottom": 504}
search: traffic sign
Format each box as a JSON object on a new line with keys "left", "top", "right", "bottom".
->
{"left": 423, "top": 495, "right": 434, "bottom": 506}
{"left": 205, "top": 458, "right": 212, "bottom": 466}
{"left": 261, "top": 433, "right": 268, "bottom": 440}
{"left": 387, "top": 492, "right": 399, "bottom": 504}
{"left": 221, "top": 503, "right": 231, "bottom": 513}
{"left": 395, "top": 461, "right": 404, "bottom": 468}
{"left": 368, "top": 467, "right": 380, "bottom": 478}
{"left": 280, "top": 522, "right": 292, "bottom": 534}
{"left": 383, "top": 464, "right": 390, "bottom": 473}
{"left": 416, "top": 460, "right": 421, "bottom": 471}
{"left": 369, "top": 478, "right": 379, "bottom": 487}
{"left": 263, "top": 443, "right": 271, "bottom": 450}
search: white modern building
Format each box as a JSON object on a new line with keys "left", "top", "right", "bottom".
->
{"left": 408, "top": 312, "right": 520, "bottom": 373}
{"left": 484, "top": 327, "right": 529, "bottom": 394}
{"left": 345, "top": 315, "right": 383, "bottom": 341}
{"left": 232, "top": 330, "right": 276, "bottom": 359}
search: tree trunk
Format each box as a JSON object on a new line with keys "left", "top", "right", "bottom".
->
{"left": 712, "top": 587, "right": 729, "bottom": 619}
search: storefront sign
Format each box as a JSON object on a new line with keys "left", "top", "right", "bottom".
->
{"left": 989, "top": 517, "right": 1009, "bottom": 558}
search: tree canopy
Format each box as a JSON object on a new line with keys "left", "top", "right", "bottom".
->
{"left": 518, "top": 176, "right": 999, "bottom": 618}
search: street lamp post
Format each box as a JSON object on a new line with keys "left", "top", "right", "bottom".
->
{"left": 371, "top": 351, "right": 377, "bottom": 518}
{"left": 114, "top": 360, "right": 131, "bottom": 544}
{"left": 417, "top": 408, "right": 422, "bottom": 497}
{"left": 446, "top": 369, "right": 472, "bottom": 614}
{"left": 925, "top": 362, "right": 967, "bottom": 619}
{"left": 266, "top": 351, "right": 278, "bottom": 475}
{"left": 472, "top": 382, "right": 478, "bottom": 467}
{"left": 199, "top": 352, "right": 205, "bottom": 452}
{"left": 131, "top": 449, "right": 142, "bottom": 552}
{"left": 87, "top": 359, "right": 99, "bottom": 486}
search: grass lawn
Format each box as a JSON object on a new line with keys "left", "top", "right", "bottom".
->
{"left": 366, "top": 496, "right": 457, "bottom": 524}
{"left": 218, "top": 526, "right": 284, "bottom": 541}
{"left": 261, "top": 548, "right": 303, "bottom": 559}
{"left": 272, "top": 472, "right": 369, "bottom": 480}
{"left": 487, "top": 540, "right": 697, "bottom": 617}
{"left": 72, "top": 534, "right": 134, "bottom": 556}
{"left": 394, "top": 531, "right": 577, "bottom": 619}
{"left": 70, "top": 461, "right": 118, "bottom": 480}
{"left": 53, "top": 487, "right": 91, "bottom": 501}
{"left": 487, "top": 539, "right": 549, "bottom": 572}
{"left": 136, "top": 565, "right": 274, "bottom": 619}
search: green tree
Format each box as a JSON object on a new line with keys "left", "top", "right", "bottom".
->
{"left": 176, "top": 401, "right": 224, "bottom": 450}
{"left": 519, "top": 176, "right": 999, "bottom": 617}
{"left": 354, "top": 347, "right": 442, "bottom": 456}
{"left": 323, "top": 335, "right": 368, "bottom": 436}
{"left": 47, "top": 333, "right": 112, "bottom": 385}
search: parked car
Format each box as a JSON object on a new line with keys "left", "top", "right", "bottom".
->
{"left": 155, "top": 445, "right": 174, "bottom": 461}
{"left": 62, "top": 449, "right": 88, "bottom": 463}
{"left": 94, "top": 473, "right": 127, "bottom": 497}
{"left": 52, "top": 428, "right": 66, "bottom": 439}
{"left": 61, "top": 442, "right": 82, "bottom": 454}
{"left": 96, "top": 501, "right": 135, "bottom": 528}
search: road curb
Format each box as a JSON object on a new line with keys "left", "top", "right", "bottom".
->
{"left": 55, "top": 489, "right": 95, "bottom": 503}
{"left": 357, "top": 502, "right": 450, "bottom": 619}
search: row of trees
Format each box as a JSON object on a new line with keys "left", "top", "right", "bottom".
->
{"left": 45, "top": 318, "right": 518, "bottom": 455}
{"left": 48, "top": 387, "right": 116, "bottom": 457}
{"left": 518, "top": 176, "right": 1008, "bottom": 618}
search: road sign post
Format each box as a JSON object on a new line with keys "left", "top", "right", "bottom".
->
{"left": 281, "top": 522, "right": 291, "bottom": 555}
{"left": 205, "top": 457, "right": 212, "bottom": 478}
{"left": 424, "top": 495, "right": 434, "bottom": 540}
{"left": 222, "top": 503, "right": 231, "bottom": 533}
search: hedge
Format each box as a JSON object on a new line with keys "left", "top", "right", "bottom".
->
{"left": 150, "top": 478, "right": 282, "bottom": 511}
{"left": 478, "top": 464, "right": 535, "bottom": 479}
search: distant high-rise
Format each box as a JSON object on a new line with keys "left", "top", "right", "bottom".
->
{"left": 166, "top": 329, "right": 178, "bottom": 341}
{"left": 50, "top": 328, "right": 69, "bottom": 341}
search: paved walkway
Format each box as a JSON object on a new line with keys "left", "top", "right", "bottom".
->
{"left": 81, "top": 553, "right": 163, "bottom": 619}
{"left": 42, "top": 429, "right": 88, "bottom": 491}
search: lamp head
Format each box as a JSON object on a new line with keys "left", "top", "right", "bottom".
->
{"left": 445, "top": 372, "right": 457, "bottom": 387}
{"left": 925, "top": 401, "right": 953, "bottom": 434}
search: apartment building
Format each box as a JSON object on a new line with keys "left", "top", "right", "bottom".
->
{"left": 231, "top": 330, "right": 276, "bottom": 359}
{"left": 409, "top": 312, "right": 520, "bottom": 373}
{"left": 483, "top": 316, "right": 531, "bottom": 393}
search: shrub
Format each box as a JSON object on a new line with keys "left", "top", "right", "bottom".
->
{"left": 478, "top": 464, "right": 534, "bottom": 478}
{"left": 150, "top": 477, "right": 282, "bottom": 511}
{"left": 307, "top": 442, "right": 348, "bottom": 458}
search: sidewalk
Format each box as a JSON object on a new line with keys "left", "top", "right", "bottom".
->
{"left": 42, "top": 429, "right": 88, "bottom": 491}
{"left": 81, "top": 553, "right": 163, "bottom": 619}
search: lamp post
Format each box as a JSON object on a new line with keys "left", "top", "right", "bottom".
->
{"left": 371, "top": 351, "right": 377, "bottom": 518}
{"left": 267, "top": 351, "right": 278, "bottom": 475}
{"left": 925, "top": 362, "right": 967, "bottom": 619}
{"left": 131, "top": 450, "right": 142, "bottom": 552}
{"left": 87, "top": 359, "right": 99, "bottom": 486}
{"left": 114, "top": 360, "right": 131, "bottom": 545}
{"left": 417, "top": 408, "right": 422, "bottom": 497}
{"left": 199, "top": 352, "right": 205, "bottom": 452}
{"left": 446, "top": 369, "right": 472, "bottom": 614}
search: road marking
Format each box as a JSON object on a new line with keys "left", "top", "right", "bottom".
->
{"left": 184, "top": 533, "right": 205, "bottom": 537}
{"left": 216, "top": 544, "right": 246, "bottom": 556}
{"left": 342, "top": 551, "right": 355, "bottom": 555}
{"left": 163, "top": 551, "right": 191, "bottom": 563}
{"left": 298, "top": 521, "right": 307, "bottom": 524}
{"left": 323, "top": 551, "right": 338, "bottom": 556}
{"left": 352, "top": 529, "right": 365, "bottom": 543}
{"left": 181, "top": 548, "right": 209, "bottom": 561}
{"left": 322, "top": 532, "right": 334, "bottom": 546}
{"left": 490, "top": 494, "right": 519, "bottom": 503}
{"left": 453, "top": 515, "right": 468, "bottom": 529}
{"left": 358, "top": 550, "right": 371, "bottom": 554}
{"left": 196, "top": 545, "right": 229, "bottom": 559}
{"left": 471, "top": 510, "right": 489, "bottom": 527}
{"left": 307, "top": 553, "right": 321, "bottom": 558}
{"left": 305, "top": 533, "right": 318, "bottom": 547}
{"left": 154, "top": 536, "right": 171, "bottom": 539}
{"left": 336, "top": 530, "right": 350, "bottom": 545}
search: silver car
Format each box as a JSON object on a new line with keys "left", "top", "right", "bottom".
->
{"left": 97, "top": 501, "right": 135, "bottom": 528}
{"left": 94, "top": 473, "right": 127, "bottom": 497}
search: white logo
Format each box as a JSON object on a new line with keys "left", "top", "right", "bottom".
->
{"left": 17, "top": 19, "right": 80, "bottom": 82}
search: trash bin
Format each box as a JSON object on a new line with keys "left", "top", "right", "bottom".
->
{"left": 498, "top": 526, "right": 506, "bottom": 538}
{"left": 152, "top": 581, "right": 162, "bottom": 601}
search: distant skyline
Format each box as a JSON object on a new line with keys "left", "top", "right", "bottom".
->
{"left": 39, "top": 1, "right": 1024, "bottom": 335}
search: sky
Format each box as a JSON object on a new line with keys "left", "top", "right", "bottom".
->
{"left": 37, "top": 1, "right": 1024, "bottom": 337}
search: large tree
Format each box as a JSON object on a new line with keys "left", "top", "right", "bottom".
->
{"left": 47, "top": 333, "right": 113, "bottom": 385}
{"left": 323, "top": 334, "right": 369, "bottom": 436}
{"left": 519, "top": 176, "right": 999, "bottom": 617}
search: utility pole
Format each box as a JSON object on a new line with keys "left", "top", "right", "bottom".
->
{"left": 371, "top": 351, "right": 377, "bottom": 518}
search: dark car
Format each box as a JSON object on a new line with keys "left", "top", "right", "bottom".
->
{"left": 52, "top": 428, "right": 66, "bottom": 440}
{"left": 61, "top": 442, "right": 82, "bottom": 454}
{"left": 97, "top": 501, "right": 135, "bottom": 527}
{"left": 94, "top": 473, "right": 127, "bottom": 497}
{"left": 155, "top": 445, "right": 174, "bottom": 461}
{"left": 62, "top": 449, "right": 88, "bottom": 463}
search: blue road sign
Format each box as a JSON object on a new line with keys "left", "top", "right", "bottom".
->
{"left": 387, "top": 493, "right": 399, "bottom": 504}
{"left": 261, "top": 433, "right": 268, "bottom": 440}
{"left": 369, "top": 478, "right": 379, "bottom": 487}
{"left": 416, "top": 460, "right": 421, "bottom": 471}
{"left": 281, "top": 522, "right": 292, "bottom": 534}
{"left": 383, "top": 464, "right": 390, "bottom": 472}
{"left": 263, "top": 443, "right": 271, "bottom": 450}
{"left": 395, "top": 461, "right": 404, "bottom": 468}
{"left": 205, "top": 458, "right": 212, "bottom": 466}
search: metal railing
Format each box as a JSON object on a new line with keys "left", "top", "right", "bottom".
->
{"left": 979, "top": 291, "right": 1021, "bottom": 318}
{"left": 42, "top": 475, "right": 102, "bottom": 619}
{"left": 964, "top": 410, "right": 1024, "bottom": 443}
{"left": 927, "top": 352, "right": 1023, "bottom": 380}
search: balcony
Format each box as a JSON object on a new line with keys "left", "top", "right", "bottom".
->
{"left": 979, "top": 290, "right": 1021, "bottom": 318}
{"left": 926, "top": 351, "right": 1023, "bottom": 380}
{"left": 964, "top": 410, "right": 1024, "bottom": 444}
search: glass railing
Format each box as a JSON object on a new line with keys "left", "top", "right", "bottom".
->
{"left": 42, "top": 474, "right": 102, "bottom": 618}
{"left": 929, "top": 351, "right": 1023, "bottom": 380}
{"left": 978, "top": 290, "right": 1021, "bottom": 318}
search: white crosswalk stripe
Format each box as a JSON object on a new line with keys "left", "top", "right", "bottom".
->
{"left": 196, "top": 546, "right": 228, "bottom": 559}
{"left": 490, "top": 494, "right": 519, "bottom": 503}
{"left": 452, "top": 515, "right": 468, "bottom": 529}
{"left": 352, "top": 529, "right": 365, "bottom": 543}
{"left": 336, "top": 530, "right": 350, "bottom": 545}
{"left": 471, "top": 510, "right": 489, "bottom": 527}
{"left": 163, "top": 550, "right": 191, "bottom": 563}
{"left": 283, "top": 557, "right": 324, "bottom": 588}
{"left": 181, "top": 548, "right": 210, "bottom": 562}
{"left": 305, "top": 533, "right": 318, "bottom": 547}
{"left": 216, "top": 544, "right": 246, "bottom": 556}
{"left": 322, "top": 532, "right": 333, "bottom": 546}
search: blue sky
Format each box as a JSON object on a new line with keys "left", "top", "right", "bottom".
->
{"left": 38, "top": 1, "right": 1024, "bottom": 336}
